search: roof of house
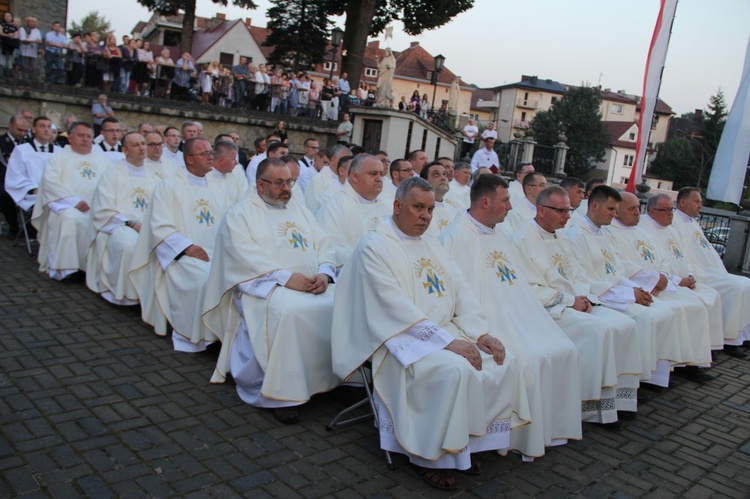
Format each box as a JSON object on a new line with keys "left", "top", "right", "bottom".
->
{"left": 488, "top": 75, "right": 567, "bottom": 94}
{"left": 604, "top": 120, "right": 638, "bottom": 149}
{"left": 470, "top": 87, "right": 495, "bottom": 110}
{"left": 191, "top": 19, "right": 242, "bottom": 61}
{"left": 248, "top": 25, "right": 273, "bottom": 60}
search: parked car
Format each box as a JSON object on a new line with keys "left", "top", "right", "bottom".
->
{"left": 703, "top": 226, "right": 729, "bottom": 258}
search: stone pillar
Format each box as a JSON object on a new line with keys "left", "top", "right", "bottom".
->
{"left": 520, "top": 136, "right": 536, "bottom": 164}
{"left": 553, "top": 141, "right": 569, "bottom": 176}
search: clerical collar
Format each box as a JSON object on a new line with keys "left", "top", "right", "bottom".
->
{"left": 521, "top": 197, "right": 535, "bottom": 211}
{"left": 125, "top": 161, "right": 147, "bottom": 177}
{"left": 435, "top": 200, "right": 444, "bottom": 207}
{"left": 610, "top": 218, "right": 633, "bottom": 230}
{"left": 210, "top": 168, "right": 227, "bottom": 179}
{"left": 466, "top": 211, "right": 495, "bottom": 235}
{"left": 532, "top": 219, "right": 557, "bottom": 239}
{"left": 582, "top": 215, "right": 602, "bottom": 235}
{"left": 675, "top": 209, "right": 694, "bottom": 222}
{"left": 642, "top": 214, "right": 666, "bottom": 229}
{"left": 186, "top": 170, "right": 208, "bottom": 187}
{"left": 354, "top": 189, "right": 378, "bottom": 204}
{"left": 327, "top": 166, "right": 338, "bottom": 179}
{"left": 388, "top": 217, "right": 420, "bottom": 240}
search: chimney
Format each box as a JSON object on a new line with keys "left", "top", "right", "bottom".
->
{"left": 245, "top": 18, "right": 252, "bottom": 27}
{"left": 216, "top": 13, "right": 226, "bottom": 20}
{"left": 410, "top": 41, "right": 419, "bottom": 48}
{"left": 604, "top": 88, "right": 611, "bottom": 93}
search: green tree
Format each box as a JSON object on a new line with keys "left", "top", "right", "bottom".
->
{"left": 136, "top": 0, "right": 258, "bottom": 53}
{"left": 647, "top": 137, "right": 701, "bottom": 190}
{"left": 264, "top": 0, "right": 331, "bottom": 71}
{"left": 69, "top": 11, "right": 112, "bottom": 37}
{"left": 325, "top": 0, "right": 474, "bottom": 85}
{"left": 701, "top": 89, "right": 727, "bottom": 177}
{"left": 530, "top": 86, "right": 609, "bottom": 178}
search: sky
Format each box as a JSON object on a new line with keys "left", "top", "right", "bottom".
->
{"left": 66, "top": 0, "right": 750, "bottom": 115}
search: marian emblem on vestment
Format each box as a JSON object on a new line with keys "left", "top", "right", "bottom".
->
{"left": 601, "top": 249, "right": 617, "bottom": 275}
{"left": 550, "top": 253, "right": 571, "bottom": 281}
{"left": 437, "top": 218, "right": 450, "bottom": 232}
{"left": 414, "top": 257, "right": 446, "bottom": 297}
{"left": 130, "top": 187, "right": 149, "bottom": 212}
{"left": 635, "top": 239, "right": 655, "bottom": 263}
{"left": 694, "top": 230, "right": 711, "bottom": 249}
{"left": 79, "top": 162, "right": 96, "bottom": 179}
{"left": 486, "top": 250, "right": 517, "bottom": 285}
{"left": 666, "top": 238, "right": 684, "bottom": 260}
{"left": 191, "top": 198, "right": 214, "bottom": 226}
{"left": 278, "top": 221, "right": 309, "bottom": 251}
{"left": 367, "top": 216, "right": 380, "bottom": 231}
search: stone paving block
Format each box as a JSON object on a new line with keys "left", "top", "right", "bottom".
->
{"left": 2, "top": 466, "right": 41, "bottom": 495}
{"left": 75, "top": 475, "right": 115, "bottom": 498}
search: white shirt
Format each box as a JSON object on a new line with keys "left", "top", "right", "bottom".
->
{"left": 462, "top": 124, "right": 478, "bottom": 144}
{"left": 470, "top": 147, "right": 500, "bottom": 172}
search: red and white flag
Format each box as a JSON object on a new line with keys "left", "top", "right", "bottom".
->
{"left": 627, "top": 0, "right": 678, "bottom": 193}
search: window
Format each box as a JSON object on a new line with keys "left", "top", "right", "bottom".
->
{"left": 620, "top": 177, "right": 629, "bottom": 184}
{"left": 651, "top": 115, "right": 659, "bottom": 130}
{"left": 219, "top": 52, "right": 234, "bottom": 67}
{"left": 629, "top": 132, "right": 636, "bottom": 141}
{"left": 521, "top": 112, "right": 527, "bottom": 122}
{"left": 323, "top": 61, "right": 338, "bottom": 72}
{"left": 551, "top": 97, "right": 558, "bottom": 104}
{"left": 611, "top": 104, "right": 623, "bottom": 114}
{"left": 623, "top": 155, "right": 634, "bottom": 167}
{"left": 364, "top": 67, "right": 378, "bottom": 78}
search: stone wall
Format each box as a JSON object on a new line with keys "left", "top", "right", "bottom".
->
{"left": 11, "top": 0, "right": 67, "bottom": 34}
{"left": 0, "top": 83, "right": 339, "bottom": 155}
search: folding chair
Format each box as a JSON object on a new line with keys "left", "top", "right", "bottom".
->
{"left": 326, "top": 362, "right": 395, "bottom": 470}
{"left": 13, "top": 205, "right": 36, "bottom": 256}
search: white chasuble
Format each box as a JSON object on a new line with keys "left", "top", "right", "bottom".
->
{"left": 638, "top": 215, "right": 724, "bottom": 348}
{"left": 440, "top": 212, "right": 581, "bottom": 459}
{"left": 203, "top": 190, "right": 340, "bottom": 406}
{"left": 504, "top": 196, "right": 537, "bottom": 235}
{"left": 512, "top": 219, "right": 643, "bottom": 416}
{"left": 210, "top": 166, "right": 248, "bottom": 205}
{"left": 670, "top": 211, "right": 750, "bottom": 344}
{"left": 316, "top": 182, "right": 391, "bottom": 267}
{"left": 86, "top": 161, "right": 164, "bottom": 305}
{"left": 304, "top": 165, "right": 337, "bottom": 214}
{"left": 564, "top": 217, "right": 685, "bottom": 382}
{"left": 31, "top": 147, "right": 111, "bottom": 279}
{"left": 444, "top": 180, "right": 470, "bottom": 211}
{"left": 332, "top": 218, "right": 530, "bottom": 470}
{"left": 426, "top": 201, "right": 458, "bottom": 237}
{"left": 129, "top": 168, "right": 230, "bottom": 347}
{"left": 605, "top": 220, "right": 713, "bottom": 364}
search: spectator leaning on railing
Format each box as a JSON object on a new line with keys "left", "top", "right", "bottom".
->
{"left": 43, "top": 21, "right": 67, "bottom": 84}
{"left": 18, "top": 16, "right": 42, "bottom": 82}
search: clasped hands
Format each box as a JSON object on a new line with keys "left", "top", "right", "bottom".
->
{"left": 285, "top": 272, "right": 329, "bottom": 295}
{"left": 445, "top": 335, "right": 506, "bottom": 371}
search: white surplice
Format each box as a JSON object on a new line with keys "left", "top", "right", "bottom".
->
{"left": 203, "top": 189, "right": 340, "bottom": 407}
{"left": 86, "top": 161, "right": 167, "bottom": 305}
{"left": 512, "top": 219, "right": 642, "bottom": 419}
{"left": 440, "top": 212, "right": 581, "bottom": 459}
{"left": 670, "top": 210, "right": 750, "bottom": 345}
{"left": 304, "top": 165, "right": 338, "bottom": 214}
{"left": 129, "top": 167, "right": 230, "bottom": 350}
{"left": 316, "top": 182, "right": 391, "bottom": 267}
{"left": 638, "top": 214, "right": 724, "bottom": 349}
{"left": 5, "top": 141, "right": 59, "bottom": 211}
{"left": 604, "top": 219, "right": 713, "bottom": 365}
{"left": 332, "top": 218, "right": 531, "bottom": 470}
{"left": 31, "top": 147, "right": 111, "bottom": 279}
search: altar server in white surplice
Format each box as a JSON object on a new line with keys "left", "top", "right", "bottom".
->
{"left": 511, "top": 186, "right": 643, "bottom": 420}
{"left": 670, "top": 187, "right": 750, "bottom": 357}
{"left": 317, "top": 154, "right": 391, "bottom": 267}
{"left": 443, "top": 162, "right": 471, "bottom": 211}
{"left": 420, "top": 162, "right": 458, "bottom": 236}
{"left": 604, "top": 192, "right": 715, "bottom": 379}
{"left": 440, "top": 174, "right": 581, "bottom": 460}
{"left": 129, "top": 138, "right": 231, "bottom": 352}
{"left": 210, "top": 139, "right": 248, "bottom": 205}
{"left": 97, "top": 118, "right": 125, "bottom": 166}
{"left": 203, "top": 158, "right": 340, "bottom": 424}
{"left": 5, "top": 116, "right": 60, "bottom": 212}
{"left": 505, "top": 171, "right": 547, "bottom": 234}
{"left": 32, "top": 122, "right": 111, "bottom": 280}
{"left": 304, "top": 144, "right": 350, "bottom": 214}
{"left": 562, "top": 185, "right": 684, "bottom": 388}
{"left": 332, "top": 177, "right": 530, "bottom": 490}
{"left": 639, "top": 194, "right": 724, "bottom": 352}
{"left": 86, "top": 132, "right": 170, "bottom": 305}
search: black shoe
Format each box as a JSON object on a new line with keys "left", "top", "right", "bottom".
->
{"left": 675, "top": 366, "right": 715, "bottom": 383}
{"left": 637, "top": 393, "right": 652, "bottom": 404}
{"left": 272, "top": 407, "right": 299, "bottom": 424}
{"left": 724, "top": 345, "right": 747, "bottom": 359}
{"left": 618, "top": 411, "right": 637, "bottom": 421}
{"left": 599, "top": 421, "right": 624, "bottom": 431}
{"left": 640, "top": 383, "right": 667, "bottom": 393}
{"left": 6, "top": 229, "right": 19, "bottom": 240}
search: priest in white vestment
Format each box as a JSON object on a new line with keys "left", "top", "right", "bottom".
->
{"left": 638, "top": 194, "right": 724, "bottom": 352}
{"left": 317, "top": 154, "right": 391, "bottom": 267}
{"left": 304, "top": 145, "right": 351, "bottom": 214}
{"left": 505, "top": 171, "right": 547, "bottom": 234}
{"left": 129, "top": 138, "right": 231, "bottom": 352}
{"left": 420, "top": 162, "right": 458, "bottom": 236}
{"left": 143, "top": 131, "right": 178, "bottom": 179}
{"left": 511, "top": 186, "right": 643, "bottom": 422}
{"left": 562, "top": 185, "right": 686, "bottom": 387}
{"left": 443, "top": 162, "right": 471, "bottom": 211}
{"left": 574, "top": 178, "right": 605, "bottom": 218}
{"left": 671, "top": 188, "right": 750, "bottom": 356}
{"left": 380, "top": 158, "right": 411, "bottom": 209}
{"left": 32, "top": 122, "right": 111, "bottom": 280}
{"left": 163, "top": 127, "right": 185, "bottom": 168}
{"left": 508, "top": 162, "right": 534, "bottom": 207}
{"left": 331, "top": 177, "right": 530, "bottom": 489}
{"left": 604, "top": 193, "right": 715, "bottom": 380}
{"left": 203, "top": 158, "right": 340, "bottom": 424}
{"left": 86, "top": 132, "right": 170, "bottom": 305}
{"left": 245, "top": 140, "right": 288, "bottom": 184}
{"left": 560, "top": 177, "right": 585, "bottom": 223}
{"left": 440, "top": 174, "right": 581, "bottom": 460}
{"left": 210, "top": 140, "right": 248, "bottom": 205}
{"left": 314, "top": 155, "right": 352, "bottom": 215}
{"left": 5, "top": 116, "right": 59, "bottom": 212}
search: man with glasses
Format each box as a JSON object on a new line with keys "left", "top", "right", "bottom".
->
{"left": 505, "top": 171, "right": 548, "bottom": 233}
{"left": 297, "top": 138, "right": 319, "bottom": 192}
{"left": 162, "top": 127, "right": 184, "bottom": 168}
{"left": 130, "top": 138, "right": 231, "bottom": 353}
{"left": 380, "top": 158, "right": 410, "bottom": 207}
{"left": 652, "top": 188, "right": 750, "bottom": 358}
{"left": 143, "top": 131, "right": 177, "bottom": 177}
{"left": 86, "top": 132, "right": 165, "bottom": 306}
{"left": 203, "top": 157, "right": 339, "bottom": 424}
{"left": 317, "top": 154, "right": 390, "bottom": 268}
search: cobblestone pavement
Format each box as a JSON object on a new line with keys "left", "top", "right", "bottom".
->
{"left": 1, "top": 237, "right": 750, "bottom": 498}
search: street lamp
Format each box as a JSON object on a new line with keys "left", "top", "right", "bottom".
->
{"left": 329, "top": 27, "right": 344, "bottom": 80}
{"left": 431, "top": 54, "right": 446, "bottom": 117}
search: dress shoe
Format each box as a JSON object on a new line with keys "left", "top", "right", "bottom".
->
{"left": 618, "top": 411, "right": 637, "bottom": 421}
{"left": 599, "top": 421, "right": 624, "bottom": 431}
{"left": 272, "top": 407, "right": 299, "bottom": 424}
{"left": 724, "top": 345, "right": 747, "bottom": 359}
{"left": 637, "top": 393, "right": 652, "bottom": 404}
{"left": 675, "top": 366, "right": 715, "bottom": 383}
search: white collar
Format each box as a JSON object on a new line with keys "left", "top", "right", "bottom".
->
{"left": 467, "top": 211, "right": 495, "bottom": 235}
{"left": 388, "top": 216, "right": 420, "bottom": 240}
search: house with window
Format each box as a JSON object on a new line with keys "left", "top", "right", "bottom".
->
{"left": 601, "top": 120, "right": 673, "bottom": 191}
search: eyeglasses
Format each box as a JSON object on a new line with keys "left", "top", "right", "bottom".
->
{"left": 396, "top": 168, "right": 414, "bottom": 173}
{"left": 541, "top": 205, "right": 574, "bottom": 214}
{"left": 527, "top": 183, "right": 548, "bottom": 188}
{"left": 651, "top": 207, "right": 675, "bottom": 212}
{"left": 147, "top": 142, "right": 164, "bottom": 147}
{"left": 259, "top": 178, "right": 296, "bottom": 188}
{"left": 187, "top": 151, "right": 214, "bottom": 157}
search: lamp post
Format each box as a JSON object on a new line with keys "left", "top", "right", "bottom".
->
{"left": 431, "top": 54, "right": 445, "bottom": 117}
{"left": 329, "top": 27, "right": 344, "bottom": 81}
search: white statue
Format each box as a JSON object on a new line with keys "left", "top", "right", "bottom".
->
{"left": 376, "top": 47, "right": 396, "bottom": 108}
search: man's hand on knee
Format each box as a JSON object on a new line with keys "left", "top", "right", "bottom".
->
{"left": 478, "top": 335, "right": 506, "bottom": 365}
{"left": 75, "top": 200, "right": 90, "bottom": 212}
{"left": 445, "top": 339, "right": 482, "bottom": 371}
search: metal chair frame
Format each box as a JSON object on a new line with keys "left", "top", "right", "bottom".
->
{"left": 13, "top": 205, "right": 36, "bottom": 256}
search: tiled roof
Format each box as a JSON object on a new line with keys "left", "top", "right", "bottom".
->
{"left": 248, "top": 25, "right": 273, "bottom": 60}
{"left": 492, "top": 75, "right": 567, "bottom": 94}
{"left": 604, "top": 120, "right": 638, "bottom": 149}
{"left": 191, "top": 19, "right": 241, "bottom": 60}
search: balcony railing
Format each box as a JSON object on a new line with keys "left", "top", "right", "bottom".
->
{"left": 516, "top": 98, "right": 540, "bottom": 109}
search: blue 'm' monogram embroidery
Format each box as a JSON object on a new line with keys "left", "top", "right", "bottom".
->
{"left": 423, "top": 270, "right": 445, "bottom": 297}
{"left": 496, "top": 263, "right": 517, "bottom": 284}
